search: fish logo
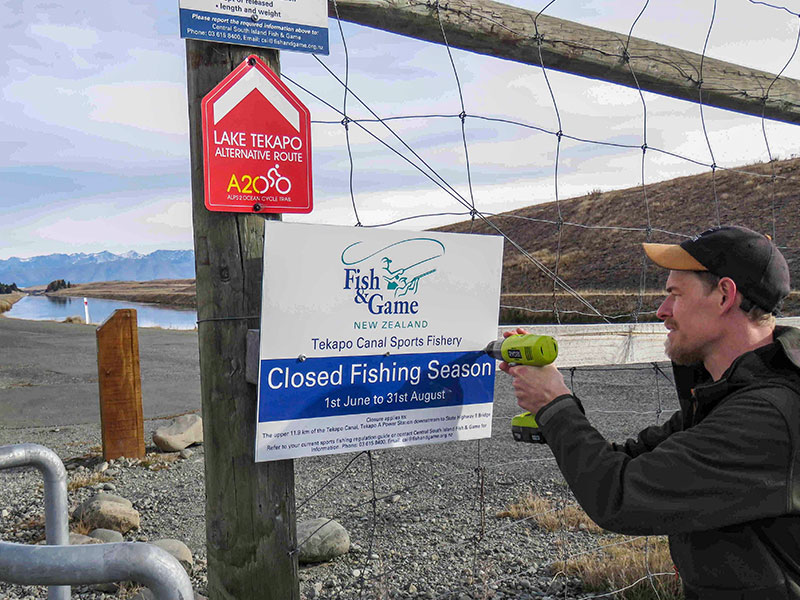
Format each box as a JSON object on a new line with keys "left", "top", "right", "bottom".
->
{"left": 341, "top": 238, "right": 445, "bottom": 314}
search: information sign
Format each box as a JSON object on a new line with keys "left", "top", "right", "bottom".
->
{"left": 256, "top": 222, "right": 504, "bottom": 461}
{"left": 201, "top": 55, "right": 313, "bottom": 213}
{"left": 179, "top": 0, "right": 328, "bottom": 55}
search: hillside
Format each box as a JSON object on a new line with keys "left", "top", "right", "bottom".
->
{"left": 437, "top": 157, "right": 800, "bottom": 320}
{"left": 46, "top": 279, "right": 197, "bottom": 309}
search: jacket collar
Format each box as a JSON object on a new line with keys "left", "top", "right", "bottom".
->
{"left": 774, "top": 325, "right": 800, "bottom": 369}
{"left": 671, "top": 325, "right": 800, "bottom": 409}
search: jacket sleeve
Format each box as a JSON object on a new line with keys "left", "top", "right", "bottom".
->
{"left": 536, "top": 394, "right": 792, "bottom": 536}
{"left": 611, "top": 409, "right": 684, "bottom": 458}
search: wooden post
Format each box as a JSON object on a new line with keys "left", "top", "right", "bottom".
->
{"left": 327, "top": 0, "right": 800, "bottom": 124}
{"left": 185, "top": 40, "right": 298, "bottom": 599}
{"left": 96, "top": 309, "right": 145, "bottom": 460}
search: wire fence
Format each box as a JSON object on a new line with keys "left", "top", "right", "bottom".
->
{"left": 274, "top": 0, "right": 800, "bottom": 600}
{"left": 275, "top": 1, "right": 800, "bottom": 598}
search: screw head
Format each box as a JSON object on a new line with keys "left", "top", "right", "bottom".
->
{"left": 253, "top": 203, "right": 262, "bottom": 212}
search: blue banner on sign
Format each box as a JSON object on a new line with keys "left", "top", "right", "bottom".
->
{"left": 179, "top": 9, "right": 329, "bottom": 55}
{"left": 258, "top": 351, "right": 495, "bottom": 423}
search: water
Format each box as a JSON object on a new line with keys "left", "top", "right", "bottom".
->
{"left": 5, "top": 295, "right": 197, "bottom": 330}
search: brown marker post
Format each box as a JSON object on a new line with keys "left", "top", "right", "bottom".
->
{"left": 96, "top": 309, "right": 145, "bottom": 460}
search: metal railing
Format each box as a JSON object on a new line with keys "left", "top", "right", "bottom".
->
{"left": 0, "top": 443, "right": 69, "bottom": 599}
{"left": 0, "top": 540, "right": 194, "bottom": 600}
{"left": 0, "top": 443, "right": 194, "bottom": 600}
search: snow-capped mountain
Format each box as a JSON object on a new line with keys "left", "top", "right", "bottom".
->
{"left": 0, "top": 250, "right": 195, "bottom": 287}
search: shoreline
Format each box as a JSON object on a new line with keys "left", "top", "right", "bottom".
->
{"left": 40, "top": 279, "right": 196, "bottom": 310}
{"left": 0, "top": 291, "right": 25, "bottom": 314}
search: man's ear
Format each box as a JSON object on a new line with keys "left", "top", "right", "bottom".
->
{"left": 717, "top": 277, "right": 738, "bottom": 313}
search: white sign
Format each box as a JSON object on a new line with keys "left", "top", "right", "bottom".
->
{"left": 179, "top": 0, "right": 328, "bottom": 55}
{"left": 255, "top": 222, "right": 504, "bottom": 461}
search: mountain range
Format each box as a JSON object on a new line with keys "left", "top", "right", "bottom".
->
{"left": 0, "top": 250, "right": 195, "bottom": 288}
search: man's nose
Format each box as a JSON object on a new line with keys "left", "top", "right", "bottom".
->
{"left": 656, "top": 297, "right": 671, "bottom": 321}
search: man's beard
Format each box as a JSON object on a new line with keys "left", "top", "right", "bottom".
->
{"left": 664, "top": 334, "right": 704, "bottom": 366}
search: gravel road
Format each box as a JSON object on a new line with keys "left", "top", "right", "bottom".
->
{"left": 0, "top": 317, "right": 679, "bottom": 599}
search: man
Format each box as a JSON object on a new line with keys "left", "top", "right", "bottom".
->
{"left": 500, "top": 226, "right": 800, "bottom": 599}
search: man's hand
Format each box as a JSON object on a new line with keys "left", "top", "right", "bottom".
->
{"left": 498, "top": 327, "right": 571, "bottom": 415}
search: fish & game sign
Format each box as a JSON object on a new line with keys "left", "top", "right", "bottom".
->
{"left": 256, "top": 222, "right": 504, "bottom": 461}
{"left": 201, "top": 55, "right": 312, "bottom": 214}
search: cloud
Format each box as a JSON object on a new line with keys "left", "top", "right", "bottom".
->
{"left": 4, "top": 0, "right": 800, "bottom": 263}
{"left": 146, "top": 201, "right": 193, "bottom": 228}
{"left": 85, "top": 81, "right": 188, "bottom": 135}
{"left": 29, "top": 23, "right": 100, "bottom": 49}
{"left": 11, "top": 192, "right": 194, "bottom": 260}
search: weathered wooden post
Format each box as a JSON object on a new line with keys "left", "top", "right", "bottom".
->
{"left": 96, "top": 309, "right": 145, "bottom": 460}
{"left": 185, "top": 41, "right": 298, "bottom": 599}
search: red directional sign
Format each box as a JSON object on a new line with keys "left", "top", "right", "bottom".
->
{"left": 201, "top": 55, "right": 312, "bottom": 213}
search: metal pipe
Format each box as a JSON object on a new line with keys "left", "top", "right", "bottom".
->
{"left": 0, "top": 541, "right": 194, "bottom": 600}
{"left": 0, "top": 443, "right": 70, "bottom": 600}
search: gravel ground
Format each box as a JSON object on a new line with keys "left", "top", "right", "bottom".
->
{"left": 0, "top": 361, "right": 679, "bottom": 600}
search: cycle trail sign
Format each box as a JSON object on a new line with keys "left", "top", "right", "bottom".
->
{"left": 201, "top": 54, "right": 313, "bottom": 214}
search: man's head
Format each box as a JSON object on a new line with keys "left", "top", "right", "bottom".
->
{"left": 643, "top": 226, "right": 790, "bottom": 316}
{"left": 642, "top": 226, "right": 790, "bottom": 368}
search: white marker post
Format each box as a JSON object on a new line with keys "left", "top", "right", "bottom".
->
{"left": 83, "top": 298, "right": 90, "bottom": 324}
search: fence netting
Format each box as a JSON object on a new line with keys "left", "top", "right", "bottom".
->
{"left": 292, "top": 1, "right": 798, "bottom": 598}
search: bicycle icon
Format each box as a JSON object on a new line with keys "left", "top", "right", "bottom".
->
{"left": 266, "top": 164, "right": 291, "bottom": 195}
{"left": 248, "top": 164, "right": 291, "bottom": 195}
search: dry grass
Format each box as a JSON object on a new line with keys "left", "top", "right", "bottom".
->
{"left": 67, "top": 472, "right": 113, "bottom": 491}
{"left": 70, "top": 517, "right": 92, "bottom": 536}
{"left": 497, "top": 493, "right": 682, "bottom": 600}
{"left": 0, "top": 291, "right": 25, "bottom": 313}
{"left": 496, "top": 491, "right": 604, "bottom": 534}
{"left": 139, "top": 452, "right": 181, "bottom": 471}
{"left": 47, "top": 279, "right": 196, "bottom": 309}
{"left": 116, "top": 583, "right": 146, "bottom": 599}
{"left": 556, "top": 536, "right": 682, "bottom": 600}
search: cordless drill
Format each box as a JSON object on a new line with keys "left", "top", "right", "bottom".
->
{"left": 484, "top": 334, "right": 558, "bottom": 444}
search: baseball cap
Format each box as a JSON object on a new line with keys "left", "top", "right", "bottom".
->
{"left": 643, "top": 226, "right": 790, "bottom": 314}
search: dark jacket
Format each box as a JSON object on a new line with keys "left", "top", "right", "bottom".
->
{"left": 536, "top": 326, "right": 800, "bottom": 599}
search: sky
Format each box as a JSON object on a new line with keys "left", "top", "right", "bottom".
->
{"left": 3, "top": 0, "right": 800, "bottom": 260}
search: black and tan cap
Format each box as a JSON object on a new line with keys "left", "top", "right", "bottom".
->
{"left": 643, "top": 226, "right": 790, "bottom": 314}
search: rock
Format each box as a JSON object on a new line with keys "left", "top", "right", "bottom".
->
{"left": 153, "top": 414, "right": 203, "bottom": 452}
{"left": 296, "top": 518, "right": 350, "bottom": 564}
{"left": 69, "top": 532, "right": 102, "bottom": 545}
{"left": 89, "top": 528, "right": 124, "bottom": 543}
{"left": 72, "top": 493, "right": 139, "bottom": 534}
{"left": 152, "top": 538, "right": 194, "bottom": 574}
{"left": 179, "top": 449, "right": 194, "bottom": 459}
{"left": 73, "top": 492, "right": 132, "bottom": 520}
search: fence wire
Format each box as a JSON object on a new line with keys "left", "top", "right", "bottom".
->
{"left": 278, "top": 1, "right": 800, "bottom": 598}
